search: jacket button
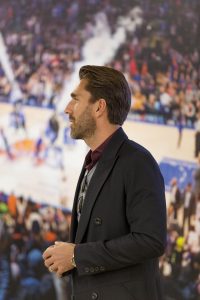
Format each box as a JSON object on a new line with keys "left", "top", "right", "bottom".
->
{"left": 94, "top": 217, "right": 102, "bottom": 225}
{"left": 100, "top": 266, "right": 105, "bottom": 271}
{"left": 91, "top": 292, "right": 98, "bottom": 299}
{"left": 95, "top": 266, "right": 99, "bottom": 272}
{"left": 85, "top": 267, "right": 90, "bottom": 273}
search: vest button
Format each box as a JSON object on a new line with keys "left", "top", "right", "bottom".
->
{"left": 94, "top": 217, "right": 102, "bottom": 225}
{"left": 91, "top": 292, "right": 98, "bottom": 299}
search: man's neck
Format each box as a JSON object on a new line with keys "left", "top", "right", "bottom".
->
{"left": 85, "top": 125, "right": 120, "bottom": 151}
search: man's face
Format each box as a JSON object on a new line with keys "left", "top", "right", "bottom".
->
{"left": 64, "top": 79, "right": 97, "bottom": 140}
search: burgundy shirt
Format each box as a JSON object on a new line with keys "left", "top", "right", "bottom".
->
{"left": 85, "top": 129, "right": 119, "bottom": 171}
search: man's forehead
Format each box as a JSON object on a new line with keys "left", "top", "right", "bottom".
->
{"left": 71, "top": 79, "right": 88, "bottom": 96}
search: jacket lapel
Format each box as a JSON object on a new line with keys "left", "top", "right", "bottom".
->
{"left": 75, "top": 128, "right": 128, "bottom": 243}
{"left": 75, "top": 157, "right": 118, "bottom": 243}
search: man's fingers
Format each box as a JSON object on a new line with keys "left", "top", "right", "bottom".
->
{"left": 56, "top": 270, "right": 63, "bottom": 277}
{"left": 43, "top": 252, "right": 50, "bottom": 260}
{"left": 56, "top": 266, "right": 65, "bottom": 277}
{"left": 42, "top": 245, "right": 55, "bottom": 259}
{"left": 48, "top": 263, "right": 64, "bottom": 276}
{"left": 49, "top": 266, "right": 54, "bottom": 272}
{"left": 43, "top": 242, "right": 75, "bottom": 275}
{"left": 49, "top": 264, "right": 58, "bottom": 273}
{"left": 44, "top": 256, "right": 55, "bottom": 268}
{"left": 55, "top": 241, "right": 64, "bottom": 246}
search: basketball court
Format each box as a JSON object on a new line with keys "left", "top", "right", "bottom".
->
{"left": 0, "top": 103, "right": 195, "bottom": 209}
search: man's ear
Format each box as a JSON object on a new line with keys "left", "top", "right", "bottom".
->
{"left": 95, "top": 99, "right": 106, "bottom": 115}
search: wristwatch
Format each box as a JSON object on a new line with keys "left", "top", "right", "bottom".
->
{"left": 71, "top": 252, "right": 76, "bottom": 268}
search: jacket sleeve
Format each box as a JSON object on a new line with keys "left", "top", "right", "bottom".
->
{"left": 74, "top": 151, "right": 167, "bottom": 276}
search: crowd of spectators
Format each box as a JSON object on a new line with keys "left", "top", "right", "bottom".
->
{"left": 161, "top": 165, "right": 200, "bottom": 300}
{"left": 0, "top": 0, "right": 135, "bottom": 108}
{"left": 0, "top": 191, "right": 71, "bottom": 300}
{"left": 0, "top": 0, "right": 199, "bottom": 127}
{"left": 111, "top": 0, "right": 200, "bottom": 127}
{"left": 1, "top": 166, "right": 200, "bottom": 300}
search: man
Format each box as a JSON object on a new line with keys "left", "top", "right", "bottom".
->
{"left": 43, "top": 65, "right": 167, "bottom": 300}
{"left": 195, "top": 113, "right": 200, "bottom": 158}
{"left": 169, "top": 177, "right": 181, "bottom": 221}
{"left": 194, "top": 156, "right": 200, "bottom": 200}
{"left": 182, "top": 183, "right": 196, "bottom": 234}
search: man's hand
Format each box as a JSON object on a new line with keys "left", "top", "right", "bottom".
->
{"left": 43, "top": 242, "right": 76, "bottom": 277}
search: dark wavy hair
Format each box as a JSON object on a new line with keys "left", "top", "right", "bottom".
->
{"left": 79, "top": 65, "right": 131, "bottom": 126}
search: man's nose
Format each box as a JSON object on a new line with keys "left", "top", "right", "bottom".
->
{"left": 64, "top": 101, "right": 72, "bottom": 114}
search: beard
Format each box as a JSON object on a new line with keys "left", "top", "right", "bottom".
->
{"left": 69, "top": 106, "right": 97, "bottom": 140}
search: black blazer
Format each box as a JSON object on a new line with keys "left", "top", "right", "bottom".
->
{"left": 69, "top": 128, "right": 166, "bottom": 300}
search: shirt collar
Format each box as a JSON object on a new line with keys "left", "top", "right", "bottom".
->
{"left": 85, "top": 128, "right": 120, "bottom": 171}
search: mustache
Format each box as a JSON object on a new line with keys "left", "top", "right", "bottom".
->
{"left": 69, "top": 116, "right": 75, "bottom": 122}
